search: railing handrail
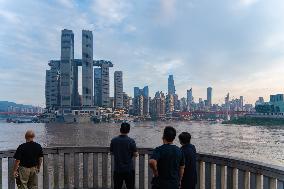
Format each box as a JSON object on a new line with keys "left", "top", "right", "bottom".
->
{"left": 1, "top": 146, "right": 283, "bottom": 181}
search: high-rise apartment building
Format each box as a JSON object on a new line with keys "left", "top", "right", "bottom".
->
{"left": 133, "top": 86, "right": 149, "bottom": 116}
{"left": 101, "top": 63, "right": 110, "bottom": 107}
{"left": 187, "top": 88, "right": 193, "bottom": 111}
{"left": 93, "top": 60, "right": 113, "bottom": 108}
{"left": 166, "top": 94, "right": 175, "bottom": 113}
{"left": 207, "top": 87, "right": 212, "bottom": 107}
{"left": 60, "top": 29, "right": 74, "bottom": 107}
{"left": 123, "top": 92, "right": 131, "bottom": 112}
{"left": 82, "top": 30, "right": 93, "bottom": 107}
{"left": 45, "top": 60, "right": 60, "bottom": 108}
{"left": 94, "top": 68, "right": 102, "bottom": 106}
{"left": 150, "top": 91, "right": 166, "bottom": 118}
{"left": 114, "top": 71, "right": 123, "bottom": 109}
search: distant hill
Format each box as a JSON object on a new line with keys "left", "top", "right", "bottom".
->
{"left": 0, "top": 101, "right": 33, "bottom": 112}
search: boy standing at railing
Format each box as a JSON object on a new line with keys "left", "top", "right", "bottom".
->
{"left": 149, "top": 126, "right": 185, "bottom": 189}
{"left": 178, "top": 132, "right": 197, "bottom": 189}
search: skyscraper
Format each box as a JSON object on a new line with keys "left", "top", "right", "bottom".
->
{"left": 82, "top": 30, "right": 93, "bottom": 107}
{"left": 123, "top": 92, "right": 131, "bottom": 112}
{"left": 94, "top": 68, "right": 102, "bottom": 106}
{"left": 143, "top": 86, "right": 149, "bottom": 115}
{"left": 134, "top": 87, "right": 140, "bottom": 98}
{"left": 101, "top": 63, "right": 110, "bottom": 107}
{"left": 150, "top": 91, "right": 166, "bottom": 118}
{"left": 93, "top": 60, "right": 113, "bottom": 108}
{"left": 60, "top": 29, "right": 74, "bottom": 107}
{"left": 133, "top": 86, "right": 149, "bottom": 116}
{"left": 168, "top": 75, "right": 175, "bottom": 95}
{"left": 45, "top": 60, "right": 60, "bottom": 109}
{"left": 166, "top": 94, "right": 175, "bottom": 113}
{"left": 207, "top": 87, "right": 212, "bottom": 107}
{"left": 45, "top": 30, "right": 113, "bottom": 109}
{"left": 187, "top": 88, "right": 193, "bottom": 111}
{"left": 114, "top": 71, "right": 123, "bottom": 109}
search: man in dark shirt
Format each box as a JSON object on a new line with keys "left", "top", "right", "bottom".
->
{"left": 13, "top": 130, "right": 43, "bottom": 189}
{"left": 149, "top": 126, "right": 185, "bottom": 189}
{"left": 110, "top": 123, "right": 138, "bottom": 189}
{"left": 179, "top": 132, "right": 197, "bottom": 189}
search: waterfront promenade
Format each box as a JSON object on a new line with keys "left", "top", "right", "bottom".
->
{"left": 0, "top": 146, "right": 284, "bottom": 189}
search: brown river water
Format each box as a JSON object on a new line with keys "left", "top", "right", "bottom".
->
{"left": 0, "top": 121, "right": 283, "bottom": 166}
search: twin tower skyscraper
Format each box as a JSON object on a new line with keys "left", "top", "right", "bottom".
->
{"left": 61, "top": 29, "right": 94, "bottom": 107}
{"left": 45, "top": 29, "right": 115, "bottom": 109}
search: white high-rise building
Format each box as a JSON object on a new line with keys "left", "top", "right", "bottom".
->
{"left": 82, "top": 30, "right": 93, "bottom": 107}
{"left": 114, "top": 71, "right": 123, "bottom": 109}
{"left": 60, "top": 29, "right": 74, "bottom": 107}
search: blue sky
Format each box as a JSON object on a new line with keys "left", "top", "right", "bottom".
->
{"left": 1, "top": 0, "right": 284, "bottom": 106}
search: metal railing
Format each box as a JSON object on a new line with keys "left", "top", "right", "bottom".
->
{"left": 0, "top": 146, "right": 283, "bottom": 189}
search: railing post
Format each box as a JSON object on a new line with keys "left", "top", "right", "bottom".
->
{"left": 53, "top": 154, "right": 59, "bottom": 189}
{"left": 111, "top": 154, "right": 114, "bottom": 189}
{"left": 232, "top": 168, "right": 238, "bottom": 189}
{"left": 221, "top": 165, "right": 227, "bottom": 189}
{"left": 139, "top": 154, "right": 145, "bottom": 189}
{"left": 64, "top": 153, "right": 70, "bottom": 189}
{"left": 83, "top": 153, "right": 89, "bottom": 188}
{"left": 148, "top": 157, "right": 152, "bottom": 189}
{"left": 256, "top": 174, "right": 263, "bottom": 189}
{"left": 74, "top": 153, "right": 79, "bottom": 189}
{"left": 8, "top": 157, "right": 15, "bottom": 189}
{"left": 199, "top": 161, "right": 205, "bottom": 189}
{"left": 211, "top": 164, "right": 216, "bottom": 189}
{"left": 102, "top": 153, "right": 108, "bottom": 189}
{"left": 43, "top": 154, "right": 49, "bottom": 189}
{"left": 244, "top": 171, "right": 250, "bottom": 189}
{"left": 93, "top": 153, "right": 99, "bottom": 189}
{"left": 269, "top": 178, "right": 277, "bottom": 189}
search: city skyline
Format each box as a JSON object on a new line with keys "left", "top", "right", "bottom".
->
{"left": 1, "top": 0, "right": 284, "bottom": 106}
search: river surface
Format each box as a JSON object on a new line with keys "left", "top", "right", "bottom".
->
{"left": 0, "top": 121, "right": 283, "bottom": 167}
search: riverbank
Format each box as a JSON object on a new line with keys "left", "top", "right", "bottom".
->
{"left": 222, "top": 116, "right": 284, "bottom": 126}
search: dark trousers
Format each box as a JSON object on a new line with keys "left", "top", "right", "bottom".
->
{"left": 180, "top": 183, "right": 196, "bottom": 189}
{"left": 113, "top": 170, "right": 135, "bottom": 189}
{"left": 151, "top": 177, "right": 179, "bottom": 189}
{"left": 181, "top": 176, "right": 197, "bottom": 189}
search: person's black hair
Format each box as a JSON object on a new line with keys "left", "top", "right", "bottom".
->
{"left": 120, "top": 122, "right": 130, "bottom": 134}
{"left": 163, "top": 126, "right": 176, "bottom": 142}
{"left": 178, "top": 132, "right": 191, "bottom": 145}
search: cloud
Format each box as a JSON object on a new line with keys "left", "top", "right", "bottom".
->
{"left": 57, "top": 0, "right": 75, "bottom": 9}
{"left": 91, "top": 0, "right": 131, "bottom": 27}
{"left": 1, "top": 0, "right": 284, "bottom": 106}
{"left": 159, "top": 0, "right": 176, "bottom": 21}
{"left": 239, "top": 0, "right": 259, "bottom": 6}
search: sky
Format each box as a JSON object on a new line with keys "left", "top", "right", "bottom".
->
{"left": 1, "top": 0, "right": 284, "bottom": 107}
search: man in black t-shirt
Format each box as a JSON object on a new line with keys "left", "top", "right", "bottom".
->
{"left": 13, "top": 130, "right": 43, "bottom": 189}
{"left": 149, "top": 126, "right": 185, "bottom": 189}
{"left": 110, "top": 123, "right": 138, "bottom": 189}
